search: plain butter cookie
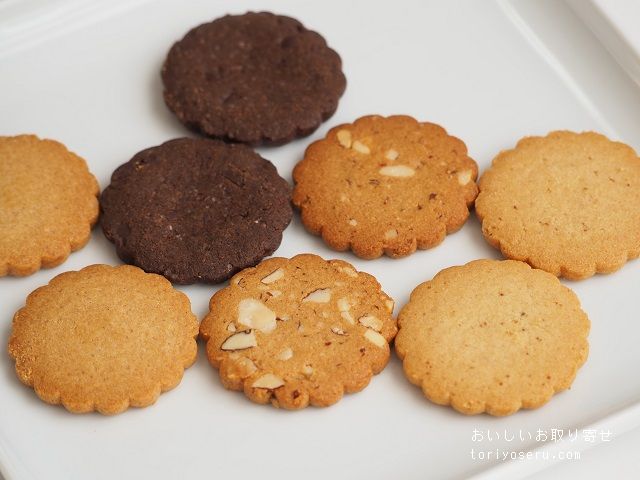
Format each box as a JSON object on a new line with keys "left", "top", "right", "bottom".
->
{"left": 476, "top": 131, "right": 640, "bottom": 279}
{"left": 8, "top": 264, "right": 198, "bottom": 414}
{"left": 396, "top": 259, "right": 589, "bottom": 416}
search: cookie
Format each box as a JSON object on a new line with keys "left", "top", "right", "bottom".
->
{"left": 292, "top": 115, "right": 479, "bottom": 259}
{"left": 0, "top": 135, "right": 99, "bottom": 276}
{"left": 199, "top": 254, "right": 396, "bottom": 409}
{"left": 161, "top": 12, "right": 346, "bottom": 145}
{"left": 395, "top": 259, "right": 590, "bottom": 416}
{"left": 8, "top": 264, "right": 198, "bottom": 414}
{"left": 100, "top": 138, "right": 292, "bottom": 284}
{"left": 476, "top": 131, "right": 640, "bottom": 279}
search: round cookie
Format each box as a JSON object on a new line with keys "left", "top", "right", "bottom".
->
{"left": 8, "top": 264, "right": 198, "bottom": 415}
{"left": 0, "top": 135, "right": 99, "bottom": 276}
{"left": 476, "top": 131, "right": 640, "bottom": 279}
{"left": 395, "top": 259, "right": 590, "bottom": 416}
{"left": 161, "top": 12, "right": 346, "bottom": 145}
{"left": 199, "top": 254, "right": 396, "bottom": 409}
{"left": 292, "top": 115, "right": 479, "bottom": 259}
{"left": 100, "top": 138, "right": 292, "bottom": 284}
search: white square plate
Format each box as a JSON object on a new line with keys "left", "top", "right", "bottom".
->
{"left": 1, "top": 1, "right": 639, "bottom": 478}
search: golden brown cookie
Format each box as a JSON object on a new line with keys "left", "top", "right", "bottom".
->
{"left": 476, "top": 131, "right": 640, "bottom": 279}
{"left": 200, "top": 254, "right": 396, "bottom": 409}
{"left": 0, "top": 135, "right": 99, "bottom": 276}
{"left": 8, "top": 264, "right": 198, "bottom": 415}
{"left": 292, "top": 115, "right": 479, "bottom": 259}
{"left": 395, "top": 259, "right": 590, "bottom": 416}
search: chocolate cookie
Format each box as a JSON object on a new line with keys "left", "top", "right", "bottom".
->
{"left": 100, "top": 138, "right": 292, "bottom": 284}
{"left": 161, "top": 12, "right": 346, "bottom": 145}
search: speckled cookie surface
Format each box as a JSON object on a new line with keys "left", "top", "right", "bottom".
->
{"left": 8, "top": 264, "right": 198, "bottom": 415}
{"left": 395, "top": 259, "right": 590, "bottom": 416}
{"left": 0, "top": 135, "right": 99, "bottom": 276}
{"left": 292, "top": 115, "right": 479, "bottom": 259}
{"left": 161, "top": 12, "right": 346, "bottom": 145}
{"left": 200, "top": 254, "right": 396, "bottom": 409}
{"left": 476, "top": 131, "right": 640, "bottom": 279}
{"left": 100, "top": 137, "right": 292, "bottom": 284}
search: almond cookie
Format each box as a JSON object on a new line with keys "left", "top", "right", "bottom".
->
{"left": 0, "top": 135, "right": 99, "bottom": 276}
{"left": 476, "top": 131, "right": 640, "bottom": 279}
{"left": 200, "top": 254, "right": 396, "bottom": 409}
{"left": 162, "top": 12, "right": 346, "bottom": 145}
{"left": 292, "top": 115, "right": 479, "bottom": 259}
{"left": 396, "top": 259, "right": 590, "bottom": 416}
{"left": 8, "top": 264, "right": 198, "bottom": 415}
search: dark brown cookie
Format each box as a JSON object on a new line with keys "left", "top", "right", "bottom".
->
{"left": 161, "top": 12, "right": 346, "bottom": 145}
{"left": 100, "top": 138, "right": 292, "bottom": 284}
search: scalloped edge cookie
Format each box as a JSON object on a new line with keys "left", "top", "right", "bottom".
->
{"left": 200, "top": 254, "right": 397, "bottom": 409}
{"left": 395, "top": 259, "right": 590, "bottom": 416}
{"left": 292, "top": 115, "right": 478, "bottom": 259}
{"left": 476, "top": 130, "right": 640, "bottom": 280}
{"left": 99, "top": 137, "right": 292, "bottom": 284}
{"left": 0, "top": 135, "right": 99, "bottom": 276}
{"left": 161, "top": 12, "right": 346, "bottom": 146}
{"left": 8, "top": 264, "right": 199, "bottom": 415}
